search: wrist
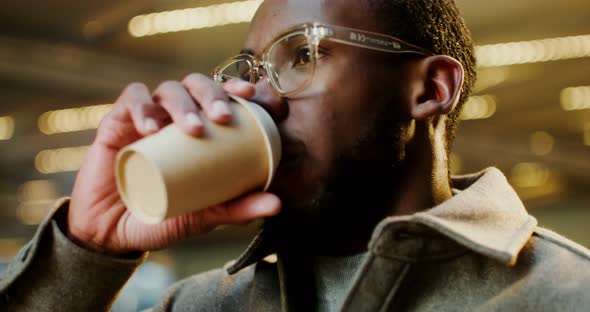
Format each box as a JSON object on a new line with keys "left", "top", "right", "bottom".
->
{"left": 65, "top": 226, "right": 106, "bottom": 254}
{"left": 65, "top": 225, "right": 144, "bottom": 258}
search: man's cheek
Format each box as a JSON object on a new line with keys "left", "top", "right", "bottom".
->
{"left": 293, "top": 77, "right": 328, "bottom": 98}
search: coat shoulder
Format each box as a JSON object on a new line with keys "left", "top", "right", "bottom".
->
{"left": 467, "top": 227, "right": 590, "bottom": 311}
{"left": 518, "top": 227, "right": 590, "bottom": 300}
{"left": 532, "top": 227, "right": 590, "bottom": 262}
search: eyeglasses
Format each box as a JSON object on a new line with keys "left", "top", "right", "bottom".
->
{"left": 212, "top": 22, "right": 434, "bottom": 97}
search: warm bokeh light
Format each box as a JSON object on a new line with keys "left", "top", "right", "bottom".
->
{"left": 510, "top": 162, "right": 562, "bottom": 200}
{"left": 0, "top": 238, "right": 26, "bottom": 259}
{"left": 34, "top": 146, "right": 90, "bottom": 174}
{"left": 511, "top": 162, "right": 550, "bottom": 188}
{"left": 17, "top": 180, "right": 58, "bottom": 202}
{"left": 529, "top": 131, "right": 555, "bottom": 156}
{"left": 0, "top": 116, "right": 15, "bottom": 140}
{"left": 2, "top": 2, "right": 590, "bottom": 305}
{"left": 16, "top": 180, "right": 59, "bottom": 225}
{"left": 473, "top": 68, "right": 511, "bottom": 93}
{"left": 38, "top": 104, "right": 113, "bottom": 135}
{"left": 128, "top": 0, "right": 263, "bottom": 37}
{"left": 460, "top": 95, "right": 497, "bottom": 120}
{"left": 561, "top": 86, "right": 590, "bottom": 111}
{"left": 476, "top": 34, "right": 590, "bottom": 67}
{"left": 262, "top": 254, "right": 278, "bottom": 264}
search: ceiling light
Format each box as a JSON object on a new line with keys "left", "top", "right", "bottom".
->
{"left": 38, "top": 104, "right": 113, "bottom": 135}
{"left": 460, "top": 95, "right": 497, "bottom": 120}
{"left": 510, "top": 162, "right": 561, "bottom": 200}
{"left": 128, "top": 0, "right": 263, "bottom": 37}
{"left": 561, "top": 86, "right": 590, "bottom": 111}
{"left": 472, "top": 68, "right": 511, "bottom": 93}
{"left": 0, "top": 238, "right": 26, "bottom": 258}
{"left": 510, "top": 162, "right": 550, "bottom": 188}
{"left": 529, "top": 131, "right": 555, "bottom": 156}
{"left": 17, "top": 201, "right": 54, "bottom": 225}
{"left": 17, "top": 180, "right": 59, "bottom": 225}
{"left": 18, "top": 180, "right": 59, "bottom": 202}
{"left": 0, "top": 116, "right": 15, "bottom": 140}
{"left": 35, "top": 146, "right": 90, "bottom": 174}
{"left": 476, "top": 34, "right": 590, "bottom": 67}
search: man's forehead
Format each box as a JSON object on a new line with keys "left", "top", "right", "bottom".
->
{"left": 243, "top": 0, "right": 375, "bottom": 54}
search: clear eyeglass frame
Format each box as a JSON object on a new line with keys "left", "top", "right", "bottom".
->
{"left": 211, "top": 22, "right": 435, "bottom": 97}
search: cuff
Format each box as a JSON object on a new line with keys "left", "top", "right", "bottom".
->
{"left": 0, "top": 198, "right": 148, "bottom": 311}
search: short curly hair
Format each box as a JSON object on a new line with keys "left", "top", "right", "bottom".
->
{"left": 368, "top": 0, "right": 477, "bottom": 152}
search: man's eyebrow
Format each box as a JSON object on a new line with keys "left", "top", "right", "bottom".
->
{"left": 240, "top": 48, "right": 255, "bottom": 55}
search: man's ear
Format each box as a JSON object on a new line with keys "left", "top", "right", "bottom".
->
{"left": 409, "top": 55, "right": 464, "bottom": 120}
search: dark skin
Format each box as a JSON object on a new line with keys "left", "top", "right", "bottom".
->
{"left": 249, "top": 0, "right": 463, "bottom": 254}
{"left": 66, "top": 0, "right": 463, "bottom": 256}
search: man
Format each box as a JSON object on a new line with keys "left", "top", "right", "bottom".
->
{"left": 1, "top": 0, "right": 589, "bottom": 311}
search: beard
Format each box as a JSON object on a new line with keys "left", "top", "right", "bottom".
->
{"left": 263, "top": 103, "right": 407, "bottom": 256}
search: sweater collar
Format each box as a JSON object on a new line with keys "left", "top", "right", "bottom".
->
{"left": 227, "top": 167, "right": 537, "bottom": 274}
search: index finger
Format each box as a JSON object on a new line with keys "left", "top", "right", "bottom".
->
{"left": 182, "top": 73, "right": 233, "bottom": 124}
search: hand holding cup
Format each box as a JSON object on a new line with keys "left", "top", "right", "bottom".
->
{"left": 67, "top": 75, "right": 281, "bottom": 256}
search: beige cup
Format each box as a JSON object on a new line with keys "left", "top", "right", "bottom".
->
{"left": 115, "top": 96, "right": 281, "bottom": 224}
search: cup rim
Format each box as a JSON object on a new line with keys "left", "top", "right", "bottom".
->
{"left": 229, "top": 95, "right": 282, "bottom": 191}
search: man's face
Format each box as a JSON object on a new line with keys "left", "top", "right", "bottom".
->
{"left": 244, "top": 0, "right": 414, "bottom": 232}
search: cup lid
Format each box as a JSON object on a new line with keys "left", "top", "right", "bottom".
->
{"left": 229, "top": 95, "right": 282, "bottom": 191}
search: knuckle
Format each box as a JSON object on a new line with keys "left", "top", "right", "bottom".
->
{"left": 97, "top": 111, "right": 114, "bottom": 127}
{"left": 183, "top": 74, "right": 228, "bottom": 106}
{"left": 182, "top": 73, "right": 209, "bottom": 85}
{"left": 227, "top": 78, "right": 249, "bottom": 85}
{"left": 124, "top": 82, "right": 148, "bottom": 94}
{"left": 118, "top": 82, "right": 150, "bottom": 108}
{"left": 155, "top": 80, "right": 181, "bottom": 95}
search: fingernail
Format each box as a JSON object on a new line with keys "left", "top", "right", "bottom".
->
{"left": 144, "top": 118, "right": 158, "bottom": 132}
{"left": 185, "top": 113, "right": 203, "bottom": 129}
{"left": 258, "top": 196, "right": 280, "bottom": 215}
{"left": 233, "top": 79, "right": 252, "bottom": 88}
{"left": 211, "top": 100, "right": 231, "bottom": 118}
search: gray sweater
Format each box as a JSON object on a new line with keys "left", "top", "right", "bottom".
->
{"left": 1, "top": 167, "right": 590, "bottom": 311}
{"left": 312, "top": 252, "right": 368, "bottom": 311}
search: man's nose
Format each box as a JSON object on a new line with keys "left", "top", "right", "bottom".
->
{"left": 250, "top": 79, "right": 289, "bottom": 123}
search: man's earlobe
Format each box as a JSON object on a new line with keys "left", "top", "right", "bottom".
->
{"left": 410, "top": 55, "right": 464, "bottom": 120}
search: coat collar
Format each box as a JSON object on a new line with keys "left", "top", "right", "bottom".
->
{"left": 369, "top": 167, "right": 537, "bottom": 266}
{"left": 227, "top": 167, "right": 537, "bottom": 274}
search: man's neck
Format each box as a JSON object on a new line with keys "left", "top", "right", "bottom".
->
{"left": 388, "top": 119, "right": 453, "bottom": 217}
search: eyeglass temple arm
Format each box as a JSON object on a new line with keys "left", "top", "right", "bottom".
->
{"left": 323, "top": 25, "right": 434, "bottom": 56}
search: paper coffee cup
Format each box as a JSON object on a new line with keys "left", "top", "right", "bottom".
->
{"left": 115, "top": 96, "right": 281, "bottom": 224}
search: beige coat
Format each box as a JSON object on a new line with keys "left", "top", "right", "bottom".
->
{"left": 1, "top": 168, "right": 589, "bottom": 311}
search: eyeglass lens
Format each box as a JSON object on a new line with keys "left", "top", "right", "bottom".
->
{"left": 218, "top": 59, "right": 252, "bottom": 82}
{"left": 219, "top": 32, "right": 314, "bottom": 94}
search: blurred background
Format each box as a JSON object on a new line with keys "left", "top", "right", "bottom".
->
{"left": 0, "top": 0, "right": 588, "bottom": 310}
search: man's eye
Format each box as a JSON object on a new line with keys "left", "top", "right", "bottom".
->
{"left": 293, "top": 46, "right": 312, "bottom": 67}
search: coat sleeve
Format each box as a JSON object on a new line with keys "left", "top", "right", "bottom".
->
{"left": 0, "top": 198, "right": 148, "bottom": 311}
